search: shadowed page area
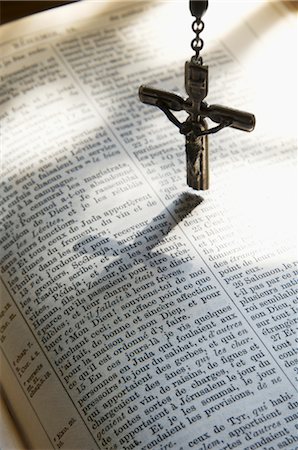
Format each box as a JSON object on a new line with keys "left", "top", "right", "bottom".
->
{"left": 0, "top": 1, "right": 78, "bottom": 24}
{"left": 0, "top": 1, "right": 297, "bottom": 449}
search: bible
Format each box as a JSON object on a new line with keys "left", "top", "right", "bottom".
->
{"left": 0, "top": 1, "right": 297, "bottom": 449}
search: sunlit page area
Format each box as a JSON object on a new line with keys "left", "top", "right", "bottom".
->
{"left": 0, "top": 1, "right": 297, "bottom": 449}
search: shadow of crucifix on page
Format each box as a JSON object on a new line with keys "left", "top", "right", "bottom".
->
{"left": 73, "top": 192, "right": 203, "bottom": 259}
{"left": 72, "top": 192, "right": 204, "bottom": 326}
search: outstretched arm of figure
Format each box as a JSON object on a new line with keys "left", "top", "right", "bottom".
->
{"left": 155, "top": 101, "right": 185, "bottom": 131}
{"left": 139, "top": 85, "right": 187, "bottom": 132}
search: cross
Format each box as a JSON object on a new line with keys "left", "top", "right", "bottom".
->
{"left": 139, "top": 0, "right": 255, "bottom": 191}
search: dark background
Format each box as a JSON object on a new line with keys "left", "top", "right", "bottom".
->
{"left": 1, "top": 1, "right": 78, "bottom": 24}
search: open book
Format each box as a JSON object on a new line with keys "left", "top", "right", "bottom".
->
{"left": 0, "top": 1, "right": 297, "bottom": 449}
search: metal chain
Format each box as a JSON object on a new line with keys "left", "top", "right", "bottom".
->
{"left": 191, "top": 18, "right": 204, "bottom": 64}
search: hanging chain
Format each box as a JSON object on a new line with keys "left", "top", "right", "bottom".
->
{"left": 191, "top": 18, "right": 205, "bottom": 64}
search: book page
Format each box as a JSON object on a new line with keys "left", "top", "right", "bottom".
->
{"left": 0, "top": 1, "right": 297, "bottom": 449}
{"left": 0, "top": 390, "right": 27, "bottom": 450}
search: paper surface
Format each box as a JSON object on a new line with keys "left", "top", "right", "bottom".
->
{"left": 0, "top": 1, "right": 297, "bottom": 449}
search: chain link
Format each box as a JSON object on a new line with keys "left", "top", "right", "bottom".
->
{"left": 191, "top": 18, "right": 204, "bottom": 64}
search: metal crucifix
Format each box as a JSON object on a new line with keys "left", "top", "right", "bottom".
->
{"left": 139, "top": 0, "right": 255, "bottom": 190}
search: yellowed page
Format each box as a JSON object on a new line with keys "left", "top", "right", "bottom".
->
{"left": 0, "top": 1, "right": 297, "bottom": 449}
{"left": 0, "top": 391, "right": 27, "bottom": 450}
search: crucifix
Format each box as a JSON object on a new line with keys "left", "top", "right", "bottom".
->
{"left": 139, "top": 0, "right": 255, "bottom": 190}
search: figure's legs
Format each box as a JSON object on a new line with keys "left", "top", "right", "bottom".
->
{"left": 185, "top": 121, "right": 209, "bottom": 190}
